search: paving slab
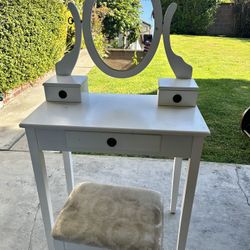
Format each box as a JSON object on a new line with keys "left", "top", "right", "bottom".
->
{"left": 0, "top": 49, "right": 94, "bottom": 151}
{"left": 72, "top": 48, "right": 94, "bottom": 75}
{"left": 0, "top": 83, "right": 45, "bottom": 150}
{"left": 10, "top": 134, "right": 29, "bottom": 152}
{"left": 1, "top": 151, "right": 250, "bottom": 250}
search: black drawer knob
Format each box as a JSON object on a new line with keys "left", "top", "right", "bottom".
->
{"left": 59, "top": 90, "right": 67, "bottom": 99}
{"left": 107, "top": 138, "right": 117, "bottom": 147}
{"left": 173, "top": 94, "right": 182, "bottom": 103}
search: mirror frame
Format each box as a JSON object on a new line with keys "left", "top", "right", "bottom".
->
{"left": 83, "top": 0, "right": 163, "bottom": 78}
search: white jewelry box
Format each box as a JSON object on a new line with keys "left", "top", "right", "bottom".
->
{"left": 158, "top": 78, "right": 199, "bottom": 107}
{"left": 43, "top": 75, "right": 88, "bottom": 103}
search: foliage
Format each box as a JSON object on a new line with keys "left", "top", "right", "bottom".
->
{"left": 91, "top": 5, "right": 109, "bottom": 57}
{"left": 96, "top": 0, "right": 142, "bottom": 45}
{"left": 65, "top": 0, "right": 108, "bottom": 56}
{"left": 0, "top": 0, "right": 67, "bottom": 93}
{"left": 132, "top": 51, "right": 139, "bottom": 66}
{"left": 160, "top": 0, "right": 218, "bottom": 34}
{"left": 87, "top": 35, "right": 250, "bottom": 164}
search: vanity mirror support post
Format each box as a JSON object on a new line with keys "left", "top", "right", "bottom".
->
{"left": 56, "top": 2, "right": 82, "bottom": 76}
{"left": 163, "top": 3, "right": 193, "bottom": 79}
{"left": 158, "top": 3, "right": 198, "bottom": 107}
{"left": 43, "top": 2, "right": 89, "bottom": 103}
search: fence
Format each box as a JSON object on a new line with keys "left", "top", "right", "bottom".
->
{"left": 208, "top": 3, "right": 236, "bottom": 36}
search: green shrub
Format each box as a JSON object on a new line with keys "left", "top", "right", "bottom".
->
{"left": 0, "top": 0, "right": 67, "bottom": 93}
{"left": 161, "top": 0, "right": 218, "bottom": 35}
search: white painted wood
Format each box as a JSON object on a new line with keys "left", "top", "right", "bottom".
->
{"left": 26, "top": 128, "right": 55, "bottom": 250}
{"left": 170, "top": 157, "right": 182, "bottom": 214}
{"left": 56, "top": 2, "right": 82, "bottom": 76}
{"left": 158, "top": 90, "right": 198, "bottom": 107}
{"left": 62, "top": 152, "right": 74, "bottom": 195}
{"left": 44, "top": 75, "right": 88, "bottom": 87}
{"left": 36, "top": 129, "right": 67, "bottom": 151}
{"left": 34, "top": 129, "right": 193, "bottom": 158}
{"left": 43, "top": 75, "right": 88, "bottom": 103}
{"left": 20, "top": 94, "right": 210, "bottom": 137}
{"left": 161, "top": 135, "right": 192, "bottom": 158}
{"left": 163, "top": 3, "right": 192, "bottom": 79}
{"left": 158, "top": 78, "right": 198, "bottom": 107}
{"left": 66, "top": 131, "right": 161, "bottom": 155}
{"left": 158, "top": 78, "right": 198, "bottom": 91}
{"left": 21, "top": 94, "right": 210, "bottom": 250}
{"left": 176, "top": 137, "right": 204, "bottom": 250}
{"left": 44, "top": 86, "right": 82, "bottom": 103}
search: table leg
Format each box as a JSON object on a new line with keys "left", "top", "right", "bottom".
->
{"left": 62, "top": 151, "right": 74, "bottom": 195}
{"left": 176, "top": 137, "right": 204, "bottom": 250}
{"left": 170, "top": 157, "right": 182, "bottom": 214}
{"left": 26, "top": 128, "right": 55, "bottom": 250}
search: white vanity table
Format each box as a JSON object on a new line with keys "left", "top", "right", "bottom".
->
{"left": 20, "top": 1, "right": 211, "bottom": 249}
{"left": 20, "top": 93, "right": 209, "bottom": 250}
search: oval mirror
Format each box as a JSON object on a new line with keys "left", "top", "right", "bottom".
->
{"left": 83, "top": 0, "right": 162, "bottom": 78}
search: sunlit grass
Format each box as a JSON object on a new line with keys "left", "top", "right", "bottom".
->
{"left": 87, "top": 35, "right": 250, "bottom": 164}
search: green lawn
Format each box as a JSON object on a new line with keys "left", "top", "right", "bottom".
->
{"left": 87, "top": 35, "right": 250, "bottom": 164}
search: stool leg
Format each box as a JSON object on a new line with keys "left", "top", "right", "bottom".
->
{"left": 170, "top": 157, "right": 182, "bottom": 214}
{"left": 63, "top": 151, "right": 74, "bottom": 195}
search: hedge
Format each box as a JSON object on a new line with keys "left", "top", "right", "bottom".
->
{"left": 161, "top": 0, "right": 218, "bottom": 35}
{"left": 0, "top": 0, "right": 67, "bottom": 93}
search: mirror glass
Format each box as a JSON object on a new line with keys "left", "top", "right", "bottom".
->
{"left": 90, "top": 0, "right": 154, "bottom": 71}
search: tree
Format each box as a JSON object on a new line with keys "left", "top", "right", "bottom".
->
{"left": 161, "top": 0, "right": 218, "bottom": 35}
{"left": 96, "top": 0, "right": 142, "bottom": 45}
{"left": 91, "top": 4, "right": 109, "bottom": 56}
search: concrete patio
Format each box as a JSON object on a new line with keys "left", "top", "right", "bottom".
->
{"left": 1, "top": 142, "right": 250, "bottom": 250}
{"left": 0, "top": 50, "right": 250, "bottom": 250}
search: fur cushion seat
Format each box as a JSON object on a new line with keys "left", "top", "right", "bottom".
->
{"left": 52, "top": 182, "right": 163, "bottom": 250}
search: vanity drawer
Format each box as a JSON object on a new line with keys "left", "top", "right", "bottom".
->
{"left": 66, "top": 131, "right": 162, "bottom": 155}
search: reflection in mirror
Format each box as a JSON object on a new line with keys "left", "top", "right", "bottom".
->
{"left": 91, "top": 0, "right": 154, "bottom": 71}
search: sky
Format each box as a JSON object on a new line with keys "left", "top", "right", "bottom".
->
{"left": 140, "top": 0, "right": 154, "bottom": 27}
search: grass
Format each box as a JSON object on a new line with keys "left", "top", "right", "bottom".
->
{"left": 87, "top": 35, "right": 250, "bottom": 164}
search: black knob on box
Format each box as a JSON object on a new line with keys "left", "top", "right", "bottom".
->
{"left": 107, "top": 138, "right": 117, "bottom": 147}
{"left": 173, "top": 94, "right": 182, "bottom": 103}
{"left": 59, "top": 90, "right": 67, "bottom": 99}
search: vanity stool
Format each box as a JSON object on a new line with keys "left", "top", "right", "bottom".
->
{"left": 52, "top": 182, "right": 163, "bottom": 250}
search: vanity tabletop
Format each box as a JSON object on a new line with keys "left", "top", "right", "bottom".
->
{"left": 20, "top": 93, "right": 210, "bottom": 136}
